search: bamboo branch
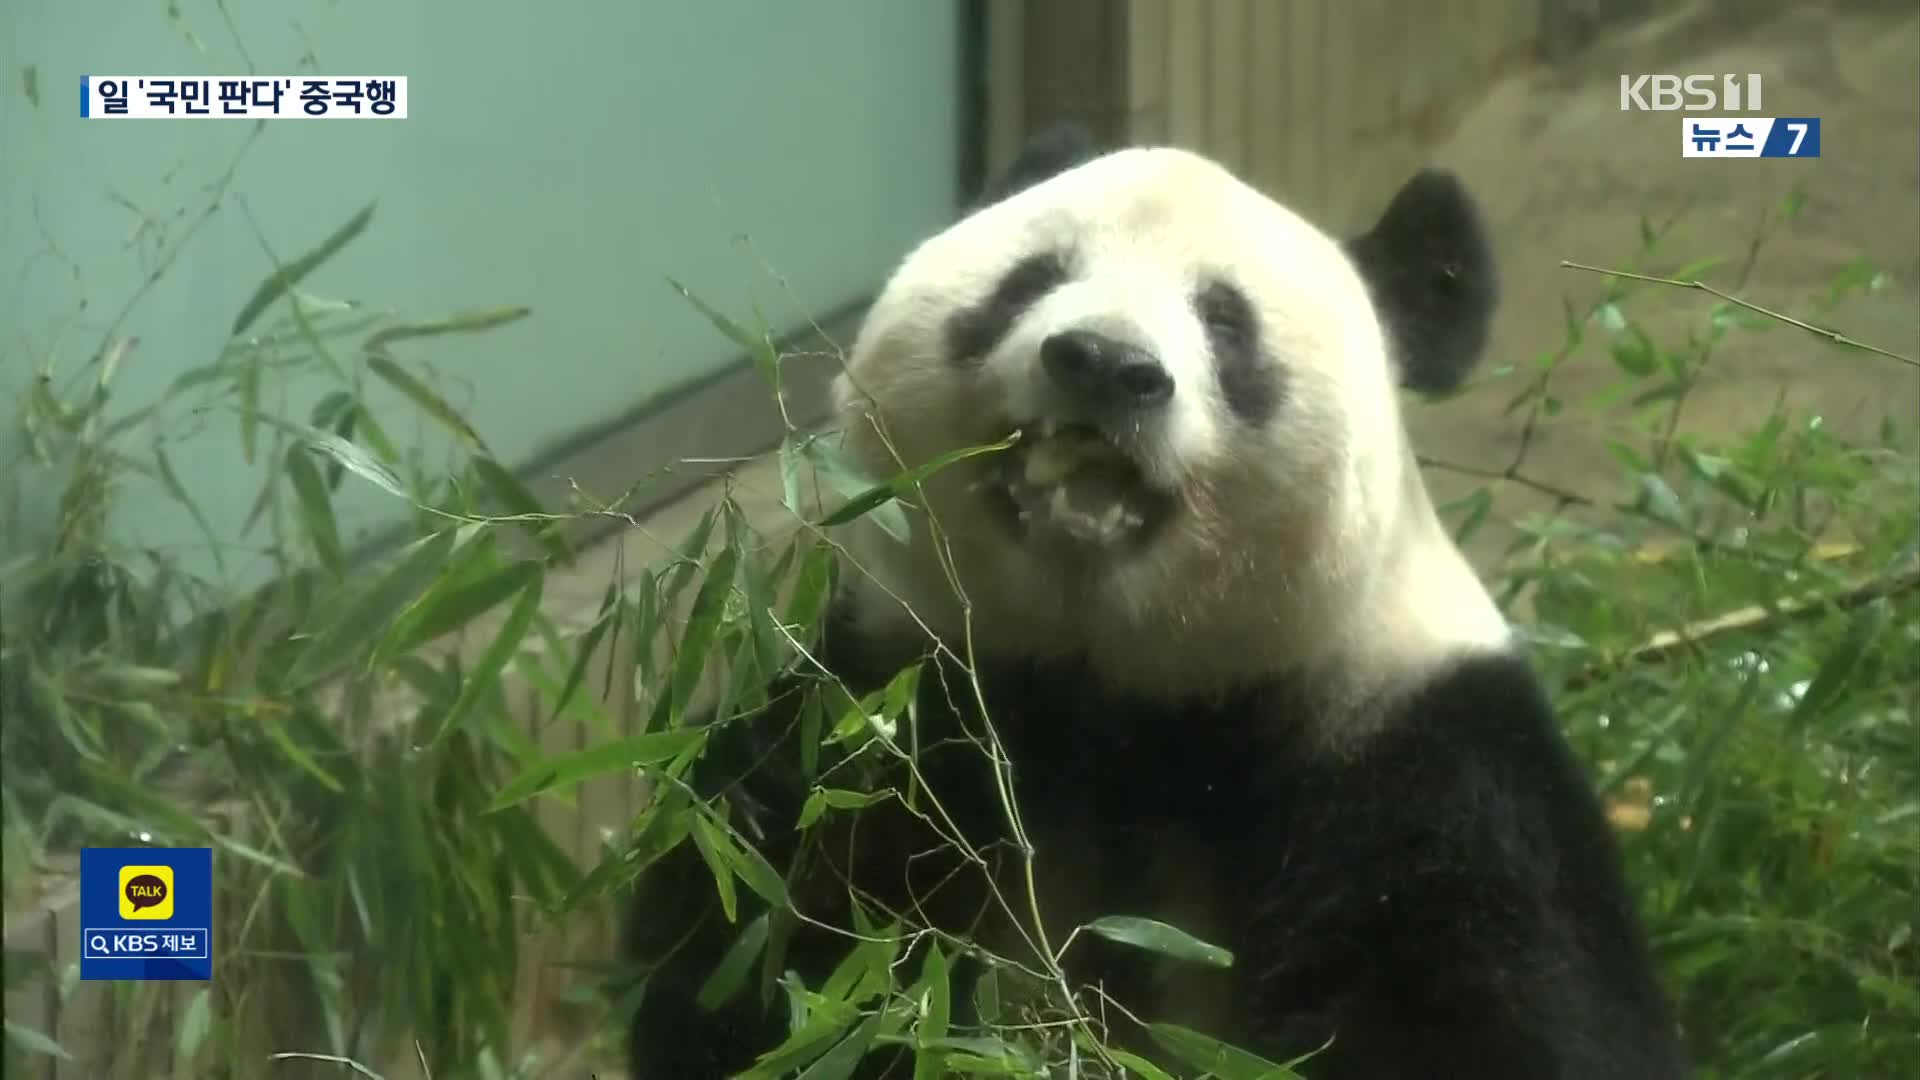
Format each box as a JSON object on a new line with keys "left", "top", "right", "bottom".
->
{"left": 1565, "top": 558, "right": 1920, "bottom": 691}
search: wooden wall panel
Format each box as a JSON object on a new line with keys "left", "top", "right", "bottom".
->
{"left": 1018, "top": 0, "right": 1582, "bottom": 227}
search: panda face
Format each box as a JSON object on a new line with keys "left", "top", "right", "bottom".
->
{"left": 832, "top": 141, "right": 1508, "bottom": 702}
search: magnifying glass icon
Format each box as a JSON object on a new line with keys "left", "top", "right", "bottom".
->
{"left": 88, "top": 934, "right": 108, "bottom": 954}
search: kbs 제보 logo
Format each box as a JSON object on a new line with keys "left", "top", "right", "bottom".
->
{"left": 80, "top": 847, "right": 213, "bottom": 981}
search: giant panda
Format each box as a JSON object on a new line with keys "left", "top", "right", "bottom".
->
{"left": 620, "top": 126, "right": 1687, "bottom": 1079}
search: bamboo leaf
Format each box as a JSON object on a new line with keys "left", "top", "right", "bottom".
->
{"left": 1790, "top": 597, "right": 1889, "bottom": 728}
{"left": 366, "top": 351, "right": 486, "bottom": 449}
{"left": 297, "top": 427, "right": 410, "bottom": 502}
{"left": 697, "top": 912, "right": 771, "bottom": 1011}
{"left": 1148, "top": 1023, "right": 1301, "bottom": 1079}
{"left": 793, "top": 1012, "right": 884, "bottom": 1080}
{"left": 549, "top": 580, "right": 619, "bottom": 723}
{"left": 1082, "top": 915, "right": 1234, "bottom": 969}
{"left": 814, "top": 434, "right": 1017, "bottom": 531}
{"left": 485, "top": 727, "right": 707, "bottom": 812}
{"left": 362, "top": 305, "right": 531, "bottom": 350}
{"left": 388, "top": 555, "right": 536, "bottom": 655}
{"left": 284, "top": 445, "right": 343, "bottom": 574}
{"left": 691, "top": 815, "right": 742, "bottom": 924}
{"left": 231, "top": 201, "right": 375, "bottom": 336}
{"left": 432, "top": 569, "right": 543, "bottom": 741}
{"left": 668, "top": 545, "right": 739, "bottom": 724}
{"left": 286, "top": 528, "right": 458, "bottom": 688}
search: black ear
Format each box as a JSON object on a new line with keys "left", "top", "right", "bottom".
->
{"left": 975, "top": 122, "right": 1101, "bottom": 209}
{"left": 1344, "top": 170, "right": 1498, "bottom": 398}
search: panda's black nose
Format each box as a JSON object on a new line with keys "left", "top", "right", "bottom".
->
{"left": 1040, "top": 330, "right": 1174, "bottom": 411}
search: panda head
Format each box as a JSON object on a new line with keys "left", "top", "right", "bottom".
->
{"left": 831, "top": 128, "right": 1512, "bottom": 708}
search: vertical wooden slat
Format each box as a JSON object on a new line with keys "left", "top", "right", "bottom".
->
{"left": 1246, "top": 0, "right": 1287, "bottom": 195}
{"left": 983, "top": 0, "right": 1026, "bottom": 182}
{"left": 1126, "top": 0, "right": 1170, "bottom": 144}
{"left": 1320, "top": 4, "right": 1357, "bottom": 228}
{"left": 1284, "top": 0, "right": 1326, "bottom": 217}
{"left": 1206, "top": 0, "right": 1248, "bottom": 172}
{"left": 1166, "top": 0, "right": 1208, "bottom": 149}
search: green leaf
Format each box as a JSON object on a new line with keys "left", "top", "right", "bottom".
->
{"left": 1148, "top": 1022, "right": 1301, "bottom": 1079}
{"left": 710, "top": 811, "right": 789, "bottom": 910}
{"left": 779, "top": 436, "right": 807, "bottom": 515}
{"left": 1440, "top": 486, "right": 1494, "bottom": 546}
{"left": 366, "top": 351, "right": 486, "bottom": 449}
{"left": 362, "top": 305, "right": 532, "bottom": 350}
{"left": 913, "top": 943, "right": 952, "bottom": 1080}
{"left": 726, "top": 501, "right": 782, "bottom": 681}
{"left": 794, "top": 1010, "right": 885, "bottom": 1080}
{"left": 1609, "top": 323, "right": 1659, "bottom": 377}
{"left": 784, "top": 540, "right": 838, "bottom": 635}
{"left": 259, "top": 712, "right": 344, "bottom": 793}
{"left": 668, "top": 278, "right": 781, "bottom": 390}
{"left": 796, "top": 787, "right": 889, "bottom": 830}
{"left": 3, "top": 1020, "right": 72, "bottom": 1061}
{"left": 1082, "top": 915, "right": 1234, "bottom": 968}
{"left": 668, "top": 545, "right": 739, "bottom": 724}
{"left": 737, "top": 1011, "right": 857, "bottom": 1080}
{"left": 388, "top": 553, "right": 536, "bottom": 655}
{"left": 284, "top": 445, "right": 344, "bottom": 574}
{"left": 175, "top": 988, "right": 213, "bottom": 1060}
{"left": 803, "top": 437, "right": 910, "bottom": 542}
{"left": 286, "top": 528, "right": 459, "bottom": 689}
{"left": 297, "top": 425, "right": 410, "bottom": 502}
{"left": 814, "top": 433, "right": 1018, "bottom": 531}
{"left": 231, "top": 201, "right": 375, "bottom": 336}
{"left": 1634, "top": 473, "right": 1689, "bottom": 529}
{"left": 691, "top": 815, "right": 742, "bottom": 924}
{"left": 1790, "top": 598, "right": 1889, "bottom": 728}
{"left": 486, "top": 728, "right": 707, "bottom": 811}
{"left": 697, "top": 912, "right": 771, "bottom": 1010}
{"left": 549, "top": 581, "right": 619, "bottom": 723}
{"left": 1101, "top": 1048, "right": 1178, "bottom": 1080}
{"left": 431, "top": 568, "right": 543, "bottom": 742}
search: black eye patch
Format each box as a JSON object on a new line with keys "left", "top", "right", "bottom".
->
{"left": 945, "top": 251, "right": 1071, "bottom": 366}
{"left": 1196, "top": 279, "right": 1281, "bottom": 426}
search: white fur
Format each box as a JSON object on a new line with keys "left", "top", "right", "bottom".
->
{"left": 828, "top": 147, "right": 1509, "bottom": 715}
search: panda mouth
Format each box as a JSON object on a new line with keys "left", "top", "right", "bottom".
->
{"left": 982, "top": 419, "right": 1174, "bottom": 549}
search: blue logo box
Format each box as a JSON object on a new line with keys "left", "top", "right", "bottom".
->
{"left": 79, "top": 847, "right": 213, "bottom": 981}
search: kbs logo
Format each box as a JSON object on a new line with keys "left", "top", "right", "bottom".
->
{"left": 119, "top": 865, "right": 174, "bottom": 919}
{"left": 1620, "top": 74, "right": 1763, "bottom": 112}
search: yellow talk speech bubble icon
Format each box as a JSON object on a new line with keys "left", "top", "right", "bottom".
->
{"left": 119, "top": 864, "right": 174, "bottom": 920}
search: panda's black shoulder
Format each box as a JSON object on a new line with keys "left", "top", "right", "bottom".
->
{"left": 1225, "top": 651, "right": 1687, "bottom": 1078}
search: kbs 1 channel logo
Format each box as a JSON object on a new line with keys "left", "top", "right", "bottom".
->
{"left": 1618, "top": 73, "right": 1822, "bottom": 160}
{"left": 80, "top": 75, "right": 408, "bottom": 119}
{"left": 80, "top": 847, "right": 214, "bottom": 981}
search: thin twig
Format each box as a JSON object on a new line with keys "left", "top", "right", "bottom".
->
{"left": 267, "top": 1052, "right": 384, "bottom": 1078}
{"left": 1417, "top": 454, "right": 1593, "bottom": 509}
{"left": 1560, "top": 260, "right": 1920, "bottom": 370}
